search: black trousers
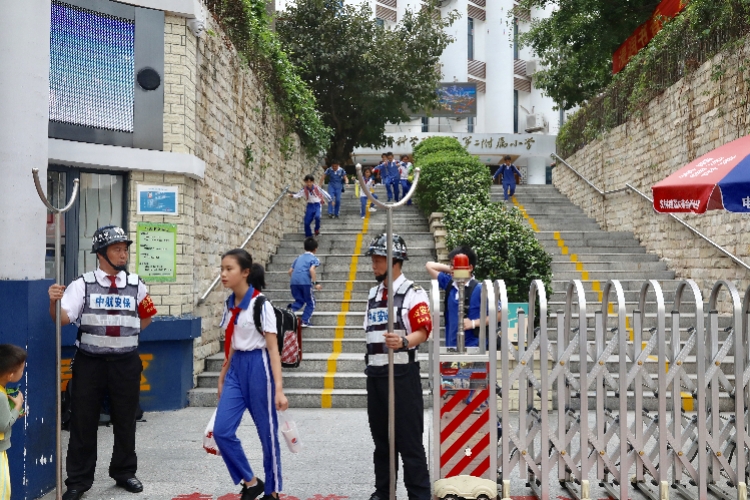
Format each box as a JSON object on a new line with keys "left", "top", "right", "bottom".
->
{"left": 367, "top": 362, "right": 431, "bottom": 500}
{"left": 66, "top": 349, "right": 142, "bottom": 490}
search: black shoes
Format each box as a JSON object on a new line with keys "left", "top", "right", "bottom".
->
{"left": 116, "top": 477, "right": 143, "bottom": 493}
{"left": 62, "top": 490, "right": 86, "bottom": 500}
{"left": 241, "top": 478, "right": 265, "bottom": 500}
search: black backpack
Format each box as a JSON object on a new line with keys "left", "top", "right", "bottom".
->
{"left": 253, "top": 295, "right": 303, "bottom": 368}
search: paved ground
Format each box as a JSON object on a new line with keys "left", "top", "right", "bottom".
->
{"left": 37, "top": 407, "right": 674, "bottom": 500}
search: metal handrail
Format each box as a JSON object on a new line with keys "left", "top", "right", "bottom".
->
{"left": 196, "top": 185, "right": 290, "bottom": 305}
{"left": 552, "top": 153, "right": 750, "bottom": 272}
{"left": 552, "top": 153, "right": 627, "bottom": 196}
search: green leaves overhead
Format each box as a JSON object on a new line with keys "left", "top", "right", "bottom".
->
{"left": 276, "top": 0, "right": 457, "bottom": 162}
{"left": 205, "top": 0, "right": 331, "bottom": 157}
{"left": 518, "top": 0, "right": 661, "bottom": 109}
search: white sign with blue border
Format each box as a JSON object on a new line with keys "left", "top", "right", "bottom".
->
{"left": 137, "top": 185, "right": 178, "bottom": 215}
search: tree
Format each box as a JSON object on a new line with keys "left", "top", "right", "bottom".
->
{"left": 518, "top": 0, "right": 661, "bottom": 109}
{"left": 276, "top": 0, "right": 457, "bottom": 162}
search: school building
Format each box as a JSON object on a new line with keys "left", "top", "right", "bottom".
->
{"left": 273, "top": 0, "right": 572, "bottom": 183}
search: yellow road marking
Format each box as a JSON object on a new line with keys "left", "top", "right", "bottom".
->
{"left": 321, "top": 207, "right": 370, "bottom": 407}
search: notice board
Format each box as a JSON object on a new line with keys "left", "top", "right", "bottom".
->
{"left": 136, "top": 222, "right": 177, "bottom": 282}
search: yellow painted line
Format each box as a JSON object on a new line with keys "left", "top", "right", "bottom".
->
{"left": 511, "top": 196, "right": 638, "bottom": 342}
{"left": 321, "top": 206, "right": 370, "bottom": 407}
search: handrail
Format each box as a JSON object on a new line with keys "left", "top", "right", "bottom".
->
{"left": 552, "top": 153, "right": 750, "bottom": 273}
{"left": 196, "top": 185, "right": 290, "bottom": 305}
{"left": 552, "top": 153, "right": 627, "bottom": 196}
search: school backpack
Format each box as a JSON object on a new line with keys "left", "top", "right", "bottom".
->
{"left": 253, "top": 295, "right": 303, "bottom": 368}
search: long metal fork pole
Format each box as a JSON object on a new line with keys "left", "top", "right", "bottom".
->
{"left": 356, "top": 164, "right": 421, "bottom": 500}
{"left": 32, "top": 169, "right": 79, "bottom": 500}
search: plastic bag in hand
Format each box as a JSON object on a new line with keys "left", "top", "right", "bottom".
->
{"left": 203, "top": 409, "right": 221, "bottom": 456}
{"left": 278, "top": 410, "right": 302, "bottom": 453}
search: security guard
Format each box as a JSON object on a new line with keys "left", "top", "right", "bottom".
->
{"left": 48, "top": 225, "right": 157, "bottom": 500}
{"left": 363, "top": 234, "right": 432, "bottom": 500}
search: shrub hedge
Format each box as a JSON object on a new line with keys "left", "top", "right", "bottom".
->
{"left": 412, "top": 136, "right": 468, "bottom": 164}
{"left": 414, "top": 137, "right": 552, "bottom": 302}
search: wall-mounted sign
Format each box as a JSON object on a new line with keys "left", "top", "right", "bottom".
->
{"left": 136, "top": 222, "right": 177, "bottom": 282}
{"left": 137, "top": 185, "right": 178, "bottom": 215}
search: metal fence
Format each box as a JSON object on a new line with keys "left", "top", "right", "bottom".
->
{"left": 430, "top": 278, "right": 750, "bottom": 500}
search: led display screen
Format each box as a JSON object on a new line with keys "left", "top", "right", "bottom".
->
{"left": 50, "top": 1, "right": 135, "bottom": 132}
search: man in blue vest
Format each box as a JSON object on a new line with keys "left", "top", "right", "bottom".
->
{"left": 48, "top": 226, "right": 157, "bottom": 500}
{"left": 425, "top": 246, "right": 483, "bottom": 348}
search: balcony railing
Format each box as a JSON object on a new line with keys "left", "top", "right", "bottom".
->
{"left": 468, "top": 59, "right": 486, "bottom": 79}
{"left": 376, "top": 4, "right": 397, "bottom": 22}
{"left": 468, "top": 4, "right": 485, "bottom": 21}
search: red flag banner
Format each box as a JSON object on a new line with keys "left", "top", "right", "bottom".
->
{"left": 612, "top": 0, "right": 687, "bottom": 74}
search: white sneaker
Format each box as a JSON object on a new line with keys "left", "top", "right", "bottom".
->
{"left": 369, "top": 207, "right": 377, "bottom": 212}
{"left": 361, "top": 216, "right": 365, "bottom": 219}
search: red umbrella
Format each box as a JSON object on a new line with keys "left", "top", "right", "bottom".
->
{"left": 652, "top": 134, "right": 750, "bottom": 213}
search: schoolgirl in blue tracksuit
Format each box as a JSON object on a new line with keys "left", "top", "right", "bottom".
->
{"left": 215, "top": 249, "right": 287, "bottom": 500}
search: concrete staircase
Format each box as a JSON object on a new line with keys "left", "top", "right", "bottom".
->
{"left": 493, "top": 184, "right": 735, "bottom": 410}
{"left": 189, "top": 186, "right": 436, "bottom": 408}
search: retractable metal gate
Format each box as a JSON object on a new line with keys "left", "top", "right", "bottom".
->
{"left": 428, "top": 278, "right": 750, "bottom": 500}
{"left": 430, "top": 279, "right": 499, "bottom": 483}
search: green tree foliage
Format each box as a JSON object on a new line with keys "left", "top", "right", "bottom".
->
{"left": 413, "top": 137, "right": 552, "bottom": 302}
{"left": 518, "top": 0, "right": 661, "bottom": 109}
{"left": 205, "top": 0, "right": 331, "bottom": 156}
{"left": 276, "top": 0, "right": 457, "bottom": 162}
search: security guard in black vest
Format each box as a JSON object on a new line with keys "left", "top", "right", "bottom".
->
{"left": 48, "top": 226, "right": 157, "bottom": 500}
{"left": 363, "top": 234, "right": 432, "bottom": 500}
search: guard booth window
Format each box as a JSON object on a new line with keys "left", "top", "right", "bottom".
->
{"left": 46, "top": 167, "right": 127, "bottom": 284}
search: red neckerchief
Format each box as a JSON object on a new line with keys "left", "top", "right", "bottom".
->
{"left": 224, "top": 288, "right": 261, "bottom": 359}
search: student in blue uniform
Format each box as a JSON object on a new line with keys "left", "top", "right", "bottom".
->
{"left": 320, "top": 160, "right": 349, "bottom": 219}
{"left": 289, "top": 174, "right": 331, "bottom": 237}
{"left": 359, "top": 168, "right": 378, "bottom": 219}
{"left": 215, "top": 248, "right": 288, "bottom": 500}
{"left": 493, "top": 155, "right": 522, "bottom": 201}
{"left": 399, "top": 155, "right": 413, "bottom": 205}
{"left": 384, "top": 152, "right": 401, "bottom": 202}
{"left": 425, "top": 246, "right": 483, "bottom": 349}
{"left": 287, "top": 237, "right": 323, "bottom": 327}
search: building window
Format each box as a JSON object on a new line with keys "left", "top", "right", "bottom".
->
{"left": 467, "top": 116, "right": 475, "bottom": 133}
{"left": 513, "top": 19, "right": 519, "bottom": 60}
{"left": 376, "top": 17, "right": 384, "bottom": 27}
{"left": 513, "top": 90, "right": 519, "bottom": 133}
{"left": 46, "top": 166, "right": 127, "bottom": 284}
{"left": 468, "top": 17, "right": 474, "bottom": 60}
{"left": 421, "top": 116, "right": 429, "bottom": 132}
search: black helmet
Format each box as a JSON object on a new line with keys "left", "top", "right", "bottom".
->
{"left": 365, "top": 233, "right": 408, "bottom": 261}
{"left": 91, "top": 225, "right": 132, "bottom": 254}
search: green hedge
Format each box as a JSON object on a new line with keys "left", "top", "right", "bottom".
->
{"left": 414, "top": 137, "right": 552, "bottom": 302}
{"left": 414, "top": 152, "right": 491, "bottom": 214}
{"left": 412, "top": 136, "right": 468, "bottom": 164}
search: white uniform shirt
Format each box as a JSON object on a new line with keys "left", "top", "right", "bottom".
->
{"left": 362, "top": 274, "right": 431, "bottom": 336}
{"left": 359, "top": 178, "right": 376, "bottom": 198}
{"left": 220, "top": 294, "right": 277, "bottom": 352}
{"left": 60, "top": 269, "right": 150, "bottom": 325}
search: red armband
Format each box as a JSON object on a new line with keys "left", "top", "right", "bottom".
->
{"left": 138, "top": 294, "right": 158, "bottom": 319}
{"left": 408, "top": 302, "right": 432, "bottom": 338}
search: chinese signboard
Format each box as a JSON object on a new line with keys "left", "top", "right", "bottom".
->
{"left": 137, "top": 184, "right": 178, "bottom": 215}
{"left": 612, "top": 0, "right": 687, "bottom": 74}
{"left": 136, "top": 222, "right": 177, "bottom": 282}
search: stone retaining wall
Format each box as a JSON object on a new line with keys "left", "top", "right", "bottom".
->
{"left": 557, "top": 41, "right": 750, "bottom": 295}
{"left": 128, "top": 15, "right": 317, "bottom": 378}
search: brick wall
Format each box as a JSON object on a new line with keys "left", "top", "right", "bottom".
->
{"left": 556, "top": 43, "right": 750, "bottom": 295}
{"left": 128, "top": 15, "right": 317, "bottom": 378}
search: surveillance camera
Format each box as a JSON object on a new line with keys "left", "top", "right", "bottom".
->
{"left": 187, "top": 18, "right": 205, "bottom": 38}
